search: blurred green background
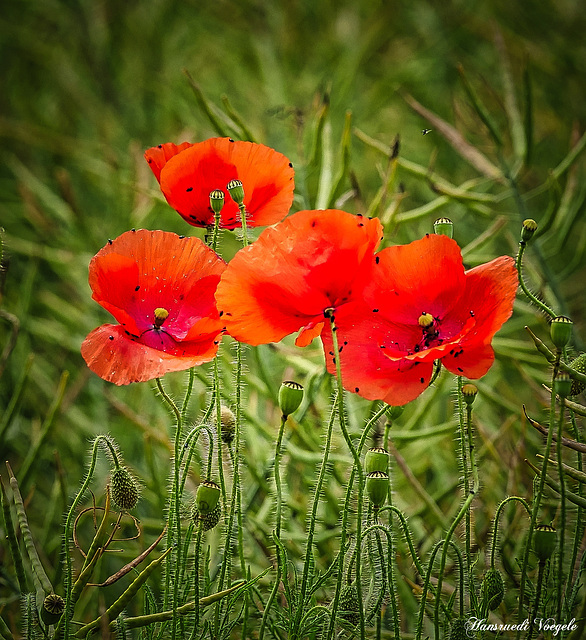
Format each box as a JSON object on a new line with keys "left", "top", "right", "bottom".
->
{"left": 1, "top": 0, "right": 585, "bottom": 631}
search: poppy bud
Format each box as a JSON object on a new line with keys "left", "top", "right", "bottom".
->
{"left": 448, "top": 617, "right": 467, "bottom": 640}
{"left": 209, "top": 189, "right": 225, "bottom": 216}
{"left": 385, "top": 405, "right": 404, "bottom": 421}
{"left": 111, "top": 467, "right": 139, "bottom": 511}
{"left": 550, "top": 316, "right": 573, "bottom": 350}
{"left": 196, "top": 480, "right": 221, "bottom": 514}
{"left": 533, "top": 524, "right": 556, "bottom": 562}
{"left": 461, "top": 383, "right": 478, "bottom": 406}
{"left": 521, "top": 218, "right": 538, "bottom": 243}
{"left": 338, "top": 583, "right": 360, "bottom": 626}
{"left": 433, "top": 217, "right": 454, "bottom": 239}
{"left": 554, "top": 372, "right": 572, "bottom": 398}
{"left": 278, "top": 381, "right": 304, "bottom": 418}
{"left": 41, "top": 593, "right": 65, "bottom": 625}
{"left": 220, "top": 405, "right": 236, "bottom": 444}
{"left": 227, "top": 179, "right": 245, "bottom": 206}
{"left": 192, "top": 503, "right": 222, "bottom": 531}
{"left": 481, "top": 567, "right": 505, "bottom": 610}
{"left": 366, "top": 471, "right": 389, "bottom": 509}
{"left": 568, "top": 353, "right": 586, "bottom": 396}
{"left": 365, "top": 447, "right": 389, "bottom": 474}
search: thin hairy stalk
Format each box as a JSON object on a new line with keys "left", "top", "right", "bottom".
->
{"left": 181, "top": 367, "right": 196, "bottom": 423}
{"left": 155, "top": 377, "right": 184, "bottom": 640}
{"left": 179, "top": 425, "right": 215, "bottom": 496}
{"left": 415, "top": 540, "right": 445, "bottom": 640}
{"left": 489, "top": 497, "right": 531, "bottom": 568}
{"left": 190, "top": 523, "right": 204, "bottom": 639}
{"left": 456, "top": 378, "right": 472, "bottom": 599}
{"left": 325, "top": 312, "right": 366, "bottom": 640}
{"left": 289, "top": 399, "right": 338, "bottom": 639}
{"left": 233, "top": 341, "right": 246, "bottom": 574}
{"left": 556, "top": 396, "right": 567, "bottom": 620}
{"left": 213, "top": 357, "right": 227, "bottom": 506}
{"left": 526, "top": 560, "right": 547, "bottom": 640}
{"left": 517, "top": 370, "right": 558, "bottom": 627}
{"left": 515, "top": 241, "right": 556, "bottom": 318}
{"left": 566, "top": 409, "right": 583, "bottom": 615}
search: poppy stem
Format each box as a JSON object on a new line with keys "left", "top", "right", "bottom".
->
{"left": 555, "top": 394, "right": 567, "bottom": 621}
{"left": 325, "top": 313, "right": 366, "bottom": 640}
{"left": 515, "top": 241, "right": 556, "bottom": 318}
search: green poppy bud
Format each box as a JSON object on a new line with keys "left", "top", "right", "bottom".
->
{"left": 226, "top": 179, "right": 245, "bottom": 206}
{"left": 209, "top": 189, "right": 225, "bottom": 216}
{"left": 111, "top": 467, "right": 139, "bottom": 511}
{"left": 521, "top": 218, "right": 538, "bottom": 243}
{"left": 196, "top": 480, "right": 221, "bottom": 514}
{"left": 365, "top": 447, "right": 389, "bottom": 474}
{"left": 192, "top": 503, "right": 222, "bottom": 531}
{"left": 433, "top": 217, "right": 454, "bottom": 239}
{"left": 449, "top": 617, "right": 467, "bottom": 640}
{"left": 554, "top": 372, "right": 572, "bottom": 398}
{"left": 278, "top": 381, "right": 304, "bottom": 418}
{"left": 568, "top": 353, "right": 586, "bottom": 396}
{"left": 338, "top": 583, "right": 360, "bottom": 626}
{"left": 461, "top": 383, "right": 478, "bottom": 406}
{"left": 41, "top": 593, "right": 65, "bottom": 625}
{"left": 533, "top": 524, "right": 556, "bottom": 562}
{"left": 220, "top": 405, "right": 236, "bottom": 444}
{"left": 481, "top": 567, "right": 505, "bottom": 610}
{"left": 385, "top": 405, "right": 404, "bottom": 421}
{"left": 366, "top": 471, "right": 389, "bottom": 509}
{"left": 550, "top": 316, "right": 573, "bottom": 350}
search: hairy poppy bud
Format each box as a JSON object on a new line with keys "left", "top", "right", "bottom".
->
{"left": 481, "top": 567, "right": 505, "bottom": 610}
{"left": 521, "top": 218, "right": 538, "bottom": 243}
{"left": 227, "top": 179, "right": 245, "bottom": 206}
{"left": 550, "top": 316, "right": 573, "bottom": 350}
{"left": 209, "top": 189, "right": 225, "bottom": 216}
{"left": 449, "top": 617, "right": 467, "bottom": 640}
{"left": 461, "top": 383, "right": 478, "bottom": 406}
{"left": 220, "top": 405, "right": 236, "bottom": 444}
{"left": 533, "top": 524, "right": 556, "bottom": 562}
{"left": 554, "top": 372, "right": 572, "bottom": 398}
{"left": 192, "top": 503, "right": 222, "bottom": 531}
{"left": 278, "top": 381, "right": 304, "bottom": 418}
{"left": 365, "top": 447, "right": 389, "bottom": 474}
{"left": 433, "top": 217, "right": 453, "bottom": 239}
{"left": 366, "top": 471, "right": 389, "bottom": 509}
{"left": 41, "top": 593, "right": 65, "bottom": 625}
{"left": 111, "top": 467, "right": 139, "bottom": 510}
{"left": 196, "top": 480, "right": 221, "bottom": 514}
{"left": 568, "top": 353, "right": 586, "bottom": 396}
{"left": 338, "top": 583, "right": 360, "bottom": 626}
{"left": 385, "top": 405, "right": 404, "bottom": 421}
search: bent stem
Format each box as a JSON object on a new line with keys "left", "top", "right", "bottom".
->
{"left": 515, "top": 240, "right": 556, "bottom": 318}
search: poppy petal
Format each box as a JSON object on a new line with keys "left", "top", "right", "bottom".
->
{"left": 81, "top": 324, "right": 220, "bottom": 385}
{"left": 441, "top": 343, "right": 495, "bottom": 378}
{"left": 321, "top": 302, "right": 434, "bottom": 406}
{"left": 368, "top": 234, "right": 466, "bottom": 323}
{"left": 144, "top": 142, "right": 193, "bottom": 182}
{"left": 158, "top": 138, "right": 295, "bottom": 229}
{"left": 215, "top": 209, "right": 383, "bottom": 345}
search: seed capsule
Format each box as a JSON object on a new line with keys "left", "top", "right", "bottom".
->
{"left": 226, "top": 179, "right": 245, "bottom": 205}
{"left": 533, "top": 524, "right": 556, "bottom": 562}
{"left": 521, "top": 218, "right": 538, "bottom": 243}
{"left": 433, "top": 217, "right": 454, "bottom": 238}
{"left": 550, "top": 316, "right": 573, "bottom": 350}
{"left": 554, "top": 372, "right": 572, "bottom": 398}
{"left": 209, "top": 189, "right": 225, "bottom": 215}
{"left": 365, "top": 447, "right": 389, "bottom": 474}
{"left": 366, "top": 471, "right": 389, "bottom": 509}
{"left": 461, "top": 383, "right": 478, "bottom": 406}
{"left": 278, "top": 381, "right": 304, "bottom": 418}
{"left": 196, "top": 480, "right": 221, "bottom": 514}
{"left": 111, "top": 467, "right": 139, "bottom": 511}
{"left": 41, "top": 593, "right": 65, "bottom": 625}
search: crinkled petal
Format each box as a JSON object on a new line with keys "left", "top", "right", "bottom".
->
{"left": 158, "top": 138, "right": 295, "bottom": 229}
{"left": 215, "top": 210, "right": 383, "bottom": 345}
{"left": 81, "top": 324, "right": 221, "bottom": 385}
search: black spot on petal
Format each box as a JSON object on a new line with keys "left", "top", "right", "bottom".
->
{"left": 135, "top": 285, "right": 140, "bottom": 291}
{"left": 420, "top": 377, "right": 424, "bottom": 383}
{"left": 109, "top": 335, "right": 114, "bottom": 340}
{"left": 457, "top": 367, "right": 463, "bottom": 372}
{"left": 157, "top": 144, "right": 163, "bottom": 149}
{"left": 219, "top": 311, "right": 224, "bottom": 317}
{"left": 186, "top": 187, "right": 193, "bottom": 192}
{"left": 108, "top": 239, "right": 113, "bottom": 244}
{"left": 355, "top": 387, "right": 360, "bottom": 392}
{"left": 375, "top": 256, "right": 380, "bottom": 264}
{"left": 373, "top": 308, "right": 379, "bottom": 313}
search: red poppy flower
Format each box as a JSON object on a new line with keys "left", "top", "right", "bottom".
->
{"left": 81, "top": 229, "right": 226, "bottom": 385}
{"left": 322, "top": 234, "right": 518, "bottom": 406}
{"left": 144, "top": 138, "right": 295, "bottom": 229}
{"left": 215, "top": 209, "right": 384, "bottom": 346}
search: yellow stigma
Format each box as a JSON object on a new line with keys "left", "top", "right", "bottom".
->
{"left": 418, "top": 312, "right": 434, "bottom": 329}
{"left": 154, "top": 307, "right": 169, "bottom": 328}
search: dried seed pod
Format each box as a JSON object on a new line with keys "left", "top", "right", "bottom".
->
{"left": 111, "top": 467, "right": 139, "bottom": 511}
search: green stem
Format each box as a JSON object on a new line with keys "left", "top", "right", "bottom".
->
{"left": 155, "top": 378, "right": 183, "bottom": 640}
{"left": 0, "top": 477, "right": 28, "bottom": 593}
{"left": 489, "top": 497, "right": 531, "bottom": 568}
{"left": 326, "top": 312, "right": 366, "bottom": 640}
{"left": 526, "top": 561, "right": 546, "bottom": 640}
{"left": 556, "top": 395, "right": 567, "bottom": 620}
{"left": 515, "top": 241, "right": 556, "bottom": 318}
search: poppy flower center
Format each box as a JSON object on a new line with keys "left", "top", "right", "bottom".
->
{"left": 416, "top": 312, "right": 442, "bottom": 351}
{"left": 154, "top": 307, "right": 170, "bottom": 329}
